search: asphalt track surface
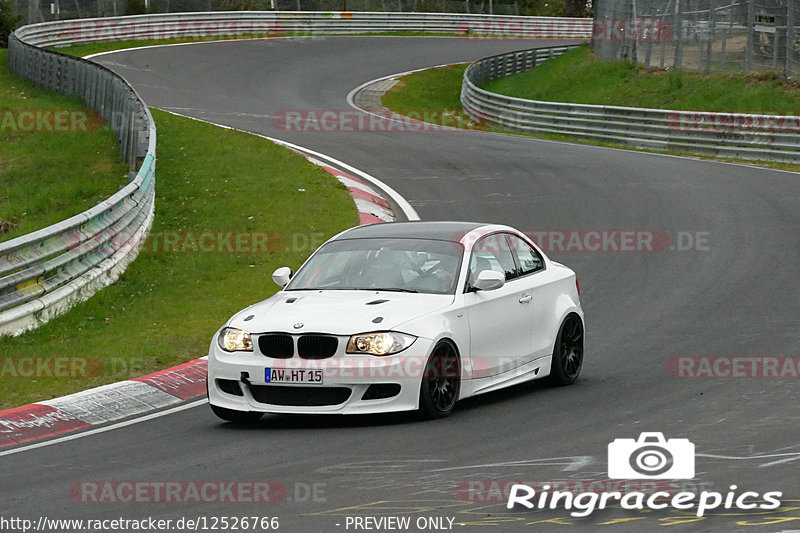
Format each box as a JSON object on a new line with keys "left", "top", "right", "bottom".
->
{"left": 2, "top": 37, "right": 800, "bottom": 532}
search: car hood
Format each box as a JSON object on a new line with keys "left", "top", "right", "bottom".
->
{"left": 228, "top": 290, "right": 454, "bottom": 335}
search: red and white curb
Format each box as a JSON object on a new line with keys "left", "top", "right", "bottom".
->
{"left": 0, "top": 359, "right": 207, "bottom": 448}
{"left": 301, "top": 155, "right": 395, "bottom": 224}
{"left": 0, "top": 126, "right": 408, "bottom": 450}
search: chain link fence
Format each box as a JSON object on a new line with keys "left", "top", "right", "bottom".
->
{"left": 592, "top": 0, "right": 800, "bottom": 76}
{"left": 10, "top": 0, "right": 524, "bottom": 24}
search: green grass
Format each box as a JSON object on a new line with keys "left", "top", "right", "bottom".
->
{"left": 482, "top": 44, "right": 800, "bottom": 114}
{"left": 0, "top": 49, "right": 129, "bottom": 241}
{"left": 381, "top": 64, "right": 485, "bottom": 131}
{"left": 381, "top": 46, "right": 800, "bottom": 172}
{"left": 0, "top": 109, "right": 357, "bottom": 409}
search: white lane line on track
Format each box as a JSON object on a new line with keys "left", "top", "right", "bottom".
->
{"left": 697, "top": 452, "right": 800, "bottom": 468}
{"left": 157, "top": 107, "right": 420, "bottom": 221}
{"left": 345, "top": 62, "right": 465, "bottom": 131}
{"left": 430, "top": 456, "right": 594, "bottom": 472}
{"left": 84, "top": 37, "right": 287, "bottom": 59}
{"left": 83, "top": 35, "right": 471, "bottom": 60}
{"left": 0, "top": 399, "right": 207, "bottom": 458}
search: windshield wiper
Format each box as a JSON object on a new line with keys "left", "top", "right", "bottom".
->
{"left": 358, "top": 287, "right": 420, "bottom": 293}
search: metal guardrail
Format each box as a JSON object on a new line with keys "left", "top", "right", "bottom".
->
{"left": 461, "top": 45, "right": 800, "bottom": 163}
{"left": 1, "top": 12, "right": 589, "bottom": 337}
{"left": 15, "top": 12, "right": 591, "bottom": 46}
{"left": 1, "top": 33, "right": 156, "bottom": 336}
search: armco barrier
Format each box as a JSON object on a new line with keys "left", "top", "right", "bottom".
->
{"left": 2, "top": 11, "right": 590, "bottom": 336}
{"left": 15, "top": 12, "right": 591, "bottom": 46}
{"left": 1, "top": 35, "right": 155, "bottom": 336}
{"left": 461, "top": 45, "right": 800, "bottom": 163}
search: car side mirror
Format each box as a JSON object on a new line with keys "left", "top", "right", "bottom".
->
{"left": 473, "top": 269, "right": 504, "bottom": 291}
{"left": 272, "top": 266, "right": 293, "bottom": 287}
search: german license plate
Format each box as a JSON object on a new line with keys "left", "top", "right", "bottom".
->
{"left": 265, "top": 368, "right": 323, "bottom": 385}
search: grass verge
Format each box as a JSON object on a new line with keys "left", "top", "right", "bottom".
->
{"left": 380, "top": 47, "right": 800, "bottom": 172}
{"left": 381, "top": 64, "right": 485, "bottom": 131}
{"left": 0, "top": 108, "right": 357, "bottom": 409}
{"left": 482, "top": 44, "right": 800, "bottom": 114}
{"left": 0, "top": 48, "right": 129, "bottom": 241}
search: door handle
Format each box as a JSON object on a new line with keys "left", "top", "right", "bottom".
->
{"left": 519, "top": 294, "right": 532, "bottom": 304}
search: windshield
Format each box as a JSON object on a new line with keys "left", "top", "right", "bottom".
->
{"left": 286, "top": 237, "right": 464, "bottom": 295}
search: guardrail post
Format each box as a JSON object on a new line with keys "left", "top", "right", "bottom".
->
{"left": 788, "top": 0, "right": 795, "bottom": 76}
{"left": 706, "top": 0, "right": 716, "bottom": 73}
{"left": 674, "top": 0, "right": 684, "bottom": 68}
{"left": 746, "top": 0, "right": 755, "bottom": 71}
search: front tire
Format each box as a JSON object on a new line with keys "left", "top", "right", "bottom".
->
{"left": 419, "top": 341, "right": 461, "bottom": 419}
{"left": 547, "top": 314, "right": 584, "bottom": 386}
{"left": 210, "top": 403, "right": 263, "bottom": 424}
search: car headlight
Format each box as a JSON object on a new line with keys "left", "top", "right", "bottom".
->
{"left": 346, "top": 332, "right": 416, "bottom": 356}
{"left": 218, "top": 327, "right": 253, "bottom": 352}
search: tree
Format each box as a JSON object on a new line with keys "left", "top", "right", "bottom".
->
{"left": 1, "top": 0, "right": 25, "bottom": 48}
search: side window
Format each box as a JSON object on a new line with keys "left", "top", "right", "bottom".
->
{"left": 468, "top": 234, "right": 518, "bottom": 288}
{"left": 507, "top": 234, "right": 544, "bottom": 275}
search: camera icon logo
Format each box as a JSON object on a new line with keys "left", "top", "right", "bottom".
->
{"left": 608, "top": 432, "right": 695, "bottom": 479}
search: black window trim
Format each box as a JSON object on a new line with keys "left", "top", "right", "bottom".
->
{"left": 505, "top": 232, "right": 547, "bottom": 280}
{"left": 463, "top": 231, "right": 538, "bottom": 293}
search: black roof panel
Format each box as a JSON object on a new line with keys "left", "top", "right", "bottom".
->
{"left": 334, "top": 221, "right": 489, "bottom": 243}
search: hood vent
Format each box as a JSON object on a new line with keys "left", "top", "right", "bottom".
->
{"left": 285, "top": 298, "right": 297, "bottom": 304}
{"left": 366, "top": 299, "right": 389, "bottom": 305}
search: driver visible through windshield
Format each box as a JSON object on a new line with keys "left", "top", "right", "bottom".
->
{"left": 285, "top": 237, "right": 464, "bottom": 295}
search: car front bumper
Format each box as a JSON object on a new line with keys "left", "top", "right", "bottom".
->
{"left": 207, "top": 336, "right": 436, "bottom": 415}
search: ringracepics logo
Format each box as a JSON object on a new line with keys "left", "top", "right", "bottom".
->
{"left": 608, "top": 432, "right": 694, "bottom": 479}
{"left": 506, "top": 433, "right": 782, "bottom": 517}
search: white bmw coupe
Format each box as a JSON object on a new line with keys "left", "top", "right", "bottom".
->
{"left": 207, "top": 221, "right": 583, "bottom": 422}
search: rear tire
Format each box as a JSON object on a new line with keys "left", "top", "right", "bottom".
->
{"left": 547, "top": 314, "right": 584, "bottom": 386}
{"left": 210, "top": 403, "right": 263, "bottom": 424}
{"left": 419, "top": 341, "right": 461, "bottom": 419}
